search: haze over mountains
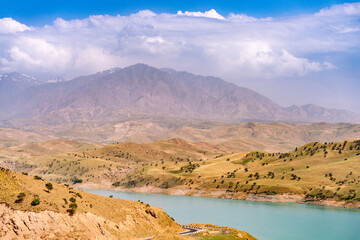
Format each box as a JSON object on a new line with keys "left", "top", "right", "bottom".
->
{"left": 0, "top": 63, "right": 359, "bottom": 124}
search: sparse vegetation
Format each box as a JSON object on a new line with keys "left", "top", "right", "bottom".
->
{"left": 105, "top": 140, "right": 360, "bottom": 205}
{"left": 31, "top": 198, "right": 40, "bottom": 206}
{"left": 15, "top": 192, "right": 26, "bottom": 203}
{"left": 1, "top": 136, "right": 359, "bottom": 207}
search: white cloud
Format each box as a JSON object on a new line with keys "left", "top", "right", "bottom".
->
{"left": 209, "top": 41, "right": 334, "bottom": 78}
{"left": 330, "top": 24, "right": 360, "bottom": 33}
{"left": 0, "top": 18, "right": 30, "bottom": 34}
{"left": 73, "top": 46, "right": 117, "bottom": 72}
{"left": 316, "top": 2, "right": 360, "bottom": 16}
{"left": 135, "top": 10, "right": 157, "bottom": 18}
{"left": 53, "top": 17, "right": 89, "bottom": 29}
{"left": 227, "top": 13, "right": 272, "bottom": 22}
{"left": 0, "top": 3, "right": 359, "bottom": 81}
{"left": 177, "top": 9, "right": 225, "bottom": 20}
{"left": 1, "top": 38, "right": 72, "bottom": 74}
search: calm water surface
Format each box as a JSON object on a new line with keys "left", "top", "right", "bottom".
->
{"left": 83, "top": 189, "right": 360, "bottom": 240}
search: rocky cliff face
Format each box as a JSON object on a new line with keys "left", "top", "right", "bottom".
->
{"left": 0, "top": 204, "right": 125, "bottom": 240}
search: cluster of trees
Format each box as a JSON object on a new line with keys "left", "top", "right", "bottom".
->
{"left": 180, "top": 162, "right": 200, "bottom": 173}
{"left": 15, "top": 192, "right": 26, "bottom": 203}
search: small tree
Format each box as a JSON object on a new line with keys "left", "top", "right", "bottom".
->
{"left": 45, "top": 183, "right": 53, "bottom": 191}
{"left": 76, "top": 192, "right": 82, "bottom": 198}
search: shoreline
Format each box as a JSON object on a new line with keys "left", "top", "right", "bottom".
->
{"left": 76, "top": 183, "right": 360, "bottom": 209}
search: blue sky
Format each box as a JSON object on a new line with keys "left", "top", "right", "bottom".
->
{"left": 1, "top": 0, "right": 357, "bottom": 25}
{"left": 0, "top": 1, "right": 359, "bottom": 113}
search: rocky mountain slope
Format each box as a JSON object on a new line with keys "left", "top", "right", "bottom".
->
{"left": 0, "top": 64, "right": 359, "bottom": 124}
{"left": 0, "top": 73, "right": 38, "bottom": 118}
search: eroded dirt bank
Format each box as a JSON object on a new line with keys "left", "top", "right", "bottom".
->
{"left": 0, "top": 203, "right": 128, "bottom": 240}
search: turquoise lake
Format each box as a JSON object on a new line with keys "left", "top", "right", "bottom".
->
{"left": 84, "top": 189, "right": 360, "bottom": 240}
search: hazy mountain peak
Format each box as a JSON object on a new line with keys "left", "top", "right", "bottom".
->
{"left": 0, "top": 72, "right": 37, "bottom": 83}
{"left": 126, "top": 63, "right": 153, "bottom": 69}
{"left": 122, "top": 63, "right": 160, "bottom": 73}
{"left": 98, "top": 67, "right": 122, "bottom": 75}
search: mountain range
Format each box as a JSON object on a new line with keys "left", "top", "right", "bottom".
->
{"left": 0, "top": 63, "right": 359, "bottom": 124}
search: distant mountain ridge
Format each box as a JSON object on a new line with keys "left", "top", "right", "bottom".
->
{"left": 0, "top": 73, "right": 39, "bottom": 113}
{"left": 0, "top": 63, "right": 359, "bottom": 123}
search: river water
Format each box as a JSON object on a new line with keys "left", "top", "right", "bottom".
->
{"left": 84, "top": 189, "right": 360, "bottom": 240}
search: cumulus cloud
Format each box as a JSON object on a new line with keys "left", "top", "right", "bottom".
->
{"left": 0, "top": 18, "right": 30, "bottom": 34}
{"left": 177, "top": 9, "right": 225, "bottom": 20}
{"left": 0, "top": 3, "right": 359, "bottom": 81}
{"left": 0, "top": 38, "right": 72, "bottom": 74}
{"left": 316, "top": 2, "right": 360, "bottom": 16}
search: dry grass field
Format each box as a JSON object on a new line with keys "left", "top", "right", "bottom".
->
{"left": 1, "top": 135, "right": 359, "bottom": 207}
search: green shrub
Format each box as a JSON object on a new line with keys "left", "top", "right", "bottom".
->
{"left": 69, "top": 203, "right": 78, "bottom": 209}
{"left": 31, "top": 198, "right": 40, "bottom": 206}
